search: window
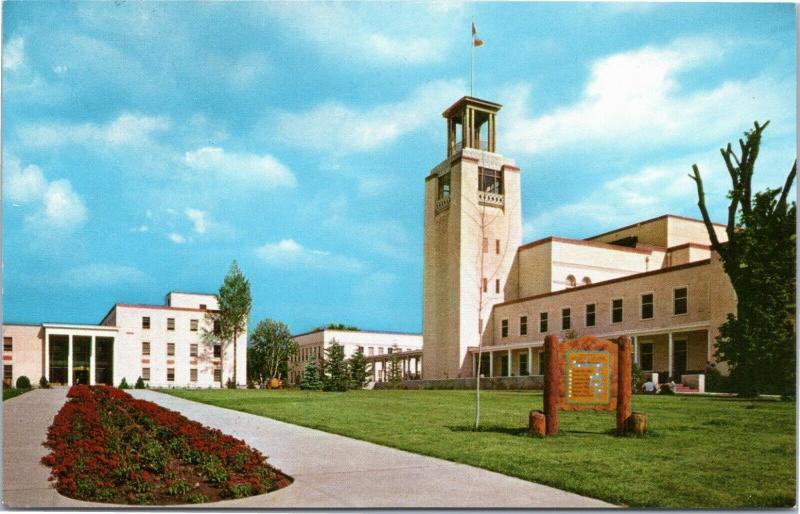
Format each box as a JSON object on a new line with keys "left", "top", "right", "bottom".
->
{"left": 539, "top": 312, "right": 548, "bottom": 333}
{"left": 639, "top": 342, "right": 653, "bottom": 370}
{"left": 482, "top": 278, "right": 488, "bottom": 293}
{"left": 482, "top": 237, "right": 488, "bottom": 253}
{"left": 167, "top": 343, "right": 175, "bottom": 356}
{"left": 566, "top": 275, "right": 577, "bottom": 288}
{"left": 641, "top": 293, "right": 654, "bottom": 320}
{"left": 582, "top": 276, "right": 592, "bottom": 286}
{"left": 501, "top": 319, "right": 509, "bottom": 338}
{"left": 167, "top": 368, "right": 175, "bottom": 382}
{"left": 3, "top": 337, "right": 11, "bottom": 352}
{"left": 142, "top": 317, "right": 150, "bottom": 329}
{"left": 368, "top": 347, "right": 374, "bottom": 356}
{"left": 495, "top": 239, "right": 500, "bottom": 254}
{"left": 585, "top": 303, "right": 596, "bottom": 327}
{"left": 674, "top": 287, "right": 688, "bottom": 315}
{"left": 142, "top": 341, "right": 150, "bottom": 356}
{"left": 520, "top": 316, "right": 528, "bottom": 336}
{"left": 519, "top": 352, "right": 529, "bottom": 376}
{"left": 561, "top": 308, "right": 571, "bottom": 330}
{"left": 612, "top": 299, "right": 623, "bottom": 323}
{"left": 200, "top": 304, "right": 207, "bottom": 310}
{"left": 213, "top": 320, "right": 221, "bottom": 335}
{"left": 213, "top": 368, "right": 222, "bottom": 382}
{"left": 438, "top": 173, "right": 451, "bottom": 199}
{"left": 478, "top": 167, "right": 503, "bottom": 194}
{"left": 495, "top": 279, "right": 500, "bottom": 294}
{"left": 142, "top": 367, "right": 150, "bottom": 380}
{"left": 167, "top": 318, "right": 175, "bottom": 331}
{"left": 190, "top": 344, "right": 198, "bottom": 357}
{"left": 378, "top": 347, "right": 384, "bottom": 354}
{"left": 3, "top": 365, "right": 12, "bottom": 381}
{"left": 213, "top": 344, "right": 221, "bottom": 358}
{"left": 190, "top": 368, "right": 198, "bottom": 382}
{"left": 190, "top": 319, "right": 198, "bottom": 332}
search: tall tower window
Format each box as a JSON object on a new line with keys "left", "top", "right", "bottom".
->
{"left": 437, "top": 173, "right": 451, "bottom": 199}
{"left": 478, "top": 167, "right": 503, "bottom": 194}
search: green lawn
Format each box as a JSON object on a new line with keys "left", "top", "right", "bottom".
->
{"left": 163, "top": 388, "right": 795, "bottom": 508}
{"left": 2, "top": 387, "right": 30, "bottom": 401}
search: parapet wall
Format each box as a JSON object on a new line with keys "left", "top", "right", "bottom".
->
{"left": 374, "top": 375, "right": 544, "bottom": 390}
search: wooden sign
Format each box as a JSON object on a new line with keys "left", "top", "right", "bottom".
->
{"left": 559, "top": 337, "right": 618, "bottom": 411}
{"left": 542, "top": 335, "right": 632, "bottom": 436}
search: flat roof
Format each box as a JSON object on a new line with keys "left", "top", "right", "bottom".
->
{"left": 292, "top": 328, "right": 423, "bottom": 339}
{"left": 585, "top": 213, "right": 725, "bottom": 241}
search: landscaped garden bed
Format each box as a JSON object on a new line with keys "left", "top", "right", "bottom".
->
{"left": 41, "top": 385, "right": 291, "bottom": 505}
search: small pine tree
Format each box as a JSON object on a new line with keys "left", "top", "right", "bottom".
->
{"left": 387, "top": 354, "right": 403, "bottom": 384}
{"left": 39, "top": 376, "right": 50, "bottom": 389}
{"left": 134, "top": 376, "right": 146, "bottom": 389}
{"left": 323, "top": 341, "right": 349, "bottom": 392}
{"left": 118, "top": 377, "right": 130, "bottom": 389}
{"left": 348, "top": 346, "right": 369, "bottom": 389}
{"left": 301, "top": 358, "right": 324, "bottom": 390}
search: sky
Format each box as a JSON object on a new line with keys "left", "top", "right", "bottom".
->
{"left": 2, "top": 1, "right": 796, "bottom": 335}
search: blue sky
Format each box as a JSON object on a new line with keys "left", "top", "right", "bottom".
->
{"left": 3, "top": 2, "right": 795, "bottom": 335}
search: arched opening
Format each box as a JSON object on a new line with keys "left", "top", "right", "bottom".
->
{"left": 566, "top": 275, "right": 577, "bottom": 288}
{"left": 582, "top": 276, "right": 592, "bottom": 286}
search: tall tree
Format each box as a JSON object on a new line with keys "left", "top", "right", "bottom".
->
{"left": 214, "top": 261, "right": 252, "bottom": 386}
{"left": 249, "top": 319, "right": 297, "bottom": 383}
{"left": 387, "top": 353, "right": 403, "bottom": 383}
{"left": 348, "top": 346, "right": 369, "bottom": 389}
{"left": 690, "top": 121, "right": 796, "bottom": 396}
{"left": 323, "top": 340, "right": 349, "bottom": 392}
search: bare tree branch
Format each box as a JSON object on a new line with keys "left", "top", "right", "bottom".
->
{"left": 689, "top": 164, "right": 724, "bottom": 255}
{"left": 777, "top": 160, "right": 797, "bottom": 213}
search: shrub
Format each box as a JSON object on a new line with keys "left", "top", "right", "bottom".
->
{"left": 119, "top": 378, "right": 130, "bottom": 389}
{"left": 631, "top": 363, "right": 644, "bottom": 394}
{"left": 15, "top": 376, "right": 31, "bottom": 390}
{"left": 39, "top": 376, "right": 50, "bottom": 389}
{"left": 659, "top": 383, "right": 675, "bottom": 395}
{"left": 226, "top": 378, "right": 236, "bottom": 389}
{"left": 135, "top": 377, "right": 146, "bottom": 389}
{"left": 705, "top": 366, "right": 732, "bottom": 393}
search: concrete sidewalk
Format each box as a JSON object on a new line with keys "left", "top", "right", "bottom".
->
{"left": 3, "top": 388, "right": 615, "bottom": 508}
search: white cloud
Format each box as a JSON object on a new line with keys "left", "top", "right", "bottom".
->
{"left": 263, "top": 3, "right": 460, "bottom": 65}
{"left": 502, "top": 37, "right": 793, "bottom": 156}
{"left": 185, "top": 208, "right": 208, "bottom": 234}
{"left": 130, "top": 225, "right": 149, "bottom": 233}
{"left": 4, "top": 157, "right": 87, "bottom": 230}
{"left": 184, "top": 146, "right": 296, "bottom": 189}
{"left": 19, "top": 112, "right": 170, "bottom": 148}
{"left": 167, "top": 233, "right": 187, "bottom": 244}
{"left": 62, "top": 263, "right": 148, "bottom": 288}
{"left": 3, "top": 37, "right": 25, "bottom": 71}
{"left": 256, "top": 239, "right": 363, "bottom": 272}
{"left": 275, "top": 79, "right": 464, "bottom": 153}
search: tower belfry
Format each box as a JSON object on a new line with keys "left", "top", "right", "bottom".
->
{"left": 444, "top": 96, "right": 501, "bottom": 156}
{"left": 422, "top": 96, "right": 522, "bottom": 380}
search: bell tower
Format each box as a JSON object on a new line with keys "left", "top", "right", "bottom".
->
{"left": 422, "top": 96, "right": 522, "bottom": 379}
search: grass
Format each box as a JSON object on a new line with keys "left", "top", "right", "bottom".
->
{"left": 2, "top": 387, "right": 30, "bottom": 401}
{"left": 162, "top": 388, "right": 796, "bottom": 508}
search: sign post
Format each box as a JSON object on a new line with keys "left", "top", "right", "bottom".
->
{"left": 538, "top": 335, "right": 636, "bottom": 436}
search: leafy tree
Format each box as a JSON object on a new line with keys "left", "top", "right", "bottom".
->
{"left": 348, "top": 346, "right": 369, "bottom": 389}
{"left": 322, "top": 340, "right": 349, "bottom": 391}
{"left": 316, "top": 323, "right": 360, "bottom": 331}
{"left": 211, "top": 261, "right": 252, "bottom": 387}
{"left": 300, "top": 358, "right": 324, "bottom": 390}
{"left": 387, "top": 353, "right": 403, "bottom": 384}
{"left": 249, "top": 319, "right": 297, "bottom": 384}
{"left": 690, "top": 121, "right": 796, "bottom": 396}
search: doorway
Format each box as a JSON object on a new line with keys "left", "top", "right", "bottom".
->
{"left": 673, "top": 339, "right": 688, "bottom": 381}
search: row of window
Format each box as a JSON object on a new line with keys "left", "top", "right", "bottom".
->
{"left": 482, "top": 278, "right": 502, "bottom": 294}
{"left": 142, "top": 316, "right": 214, "bottom": 332}
{"left": 501, "top": 287, "right": 689, "bottom": 337}
{"left": 142, "top": 341, "right": 221, "bottom": 358}
{"left": 292, "top": 345, "right": 417, "bottom": 362}
{"left": 142, "top": 367, "right": 221, "bottom": 382}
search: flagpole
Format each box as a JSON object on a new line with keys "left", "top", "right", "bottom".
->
{"left": 470, "top": 22, "right": 474, "bottom": 97}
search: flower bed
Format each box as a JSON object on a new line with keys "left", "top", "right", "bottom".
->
{"left": 41, "top": 385, "right": 292, "bottom": 504}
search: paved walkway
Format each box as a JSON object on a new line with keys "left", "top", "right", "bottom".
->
{"left": 3, "top": 388, "right": 615, "bottom": 508}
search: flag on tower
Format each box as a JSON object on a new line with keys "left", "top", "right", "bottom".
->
{"left": 472, "top": 23, "right": 484, "bottom": 47}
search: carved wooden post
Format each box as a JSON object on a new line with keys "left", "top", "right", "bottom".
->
{"left": 544, "top": 335, "right": 560, "bottom": 435}
{"left": 616, "top": 336, "right": 632, "bottom": 434}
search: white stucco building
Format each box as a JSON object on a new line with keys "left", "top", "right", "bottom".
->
{"left": 2, "top": 292, "right": 246, "bottom": 388}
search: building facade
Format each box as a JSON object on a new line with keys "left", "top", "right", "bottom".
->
{"left": 2, "top": 292, "right": 247, "bottom": 388}
{"left": 288, "top": 328, "right": 422, "bottom": 385}
{"left": 422, "top": 96, "right": 736, "bottom": 384}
